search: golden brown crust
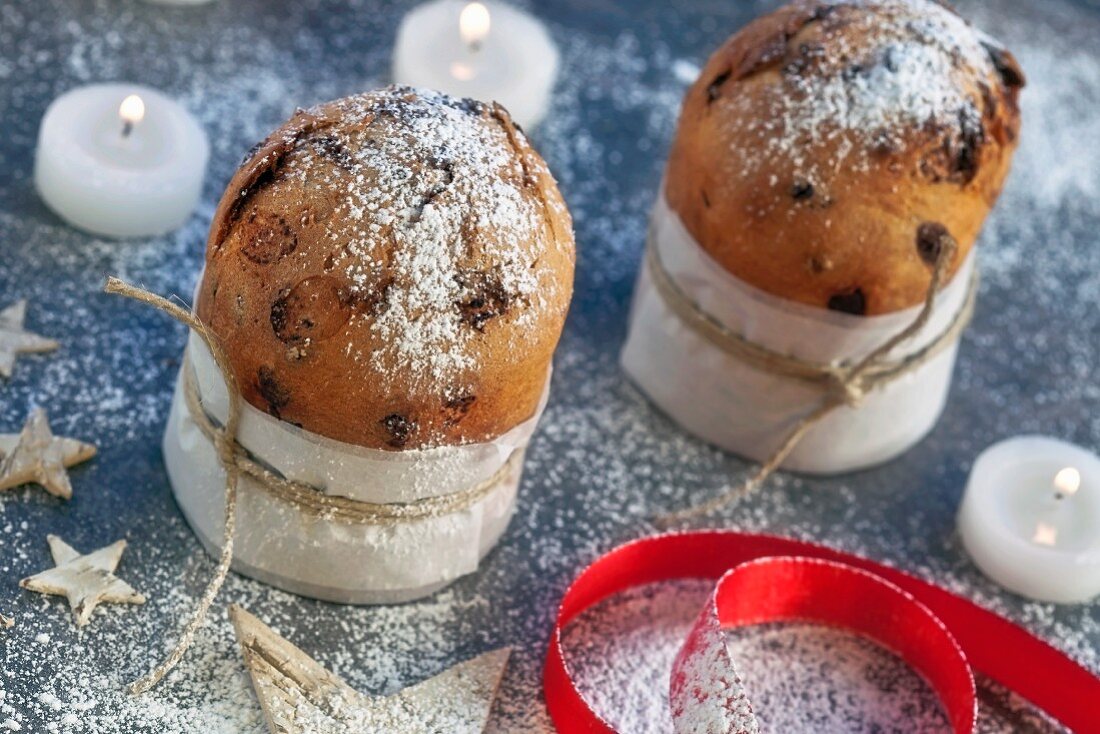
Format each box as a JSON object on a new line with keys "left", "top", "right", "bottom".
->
{"left": 197, "top": 87, "right": 574, "bottom": 450}
{"left": 665, "top": 0, "right": 1024, "bottom": 315}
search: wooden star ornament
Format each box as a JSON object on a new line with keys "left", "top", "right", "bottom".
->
{"left": 0, "top": 300, "right": 59, "bottom": 378}
{"left": 0, "top": 409, "right": 96, "bottom": 500}
{"left": 229, "top": 605, "right": 510, "bottom": 734}
{"left": 20, "top": 535, "right": 146, "bottom": 626}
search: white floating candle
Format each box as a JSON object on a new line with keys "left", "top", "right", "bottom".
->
{"left": 34, "top": 84, "right": 209, "bottom": 239}
{"left": 393, "top": 0, "right": 559, "bottom": 129}
{"left": 958, "top": 436, "right": 1100, "bottom": 603}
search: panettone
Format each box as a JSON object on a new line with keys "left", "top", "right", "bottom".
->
{"left": 196, "top": 86, "right": 574, "bottom": 450}
{"left": 665, "top": 0, "right": 1024, "bottom": 315}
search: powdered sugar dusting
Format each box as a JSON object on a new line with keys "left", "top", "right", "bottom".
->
{"left": 730, "top": 0, "right": 1003, "bottom": 188}
{"left": 0, "top": 0, "right": 1097, "bottom": 731}
{"left": 563, "top": 580, "right": 1066, "bottom": 733}
{"left": 273, "top": 87, "right": 557, "bottom": 390}
{"left": 668, "top": 597, "right": 758, "bottom": 734}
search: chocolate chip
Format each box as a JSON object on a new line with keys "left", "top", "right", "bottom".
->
{"left": 375, "top": 91, "right": 436, "bottom": 123}
{"left": 870, "top": 131, "right": 900, "bottom": 157}
{"left": 828, "top": 288, "right": 867, "bottom": 315}
{"left": 811, "top": 4, "right": 836, "bottom": 21}
{"left": 883, "top": 45, "right": 900, "bottom": 73}
{"left": 917, "top": 106, "right": 986, "bottom": 185}
{"left": 952, "top": 105, "right": 985, "bottom": 183}
{"left": 256, "top": 366, "right": 290, "bottom": 418}
{"left": 311, "top": 133, "right": 356, "bottom": 170}
{"left": 978, "top": 81, "right": 998, "bottom": 119}
{"left": 270, "top": 275, "right": 352, "bottom": 344}
{"left": 981, "top": 42, "right": 1025, "bottom": 89}
{"left": 381, "top": 413, "right": 417, "bottom": 448}
{"left": 455, "top": 269, "right": 511, "bottom": 331}
{"left": 915, "top": 222, "right": 956, "bottom": 266}
{"left": 412, "top": 158, "right": 455, "bottom": 221}
{"left": 701, "top": 189, "right": 711, "bottom": 208}
{"left": 443, "top": 393, "right": 476, "bottom": 426}
{"left": 706, "top": 70, "right": 731, "bottom": 103}
{"left": 783, "top": 57, "right": 808, "bottom": 76}
{"left": 270, "top": 296, "right": 288, "bottom": 337}
{"left": 791, "top": 181, "right": 814, "bottom": 201}
{"left": 784, "top": 43, "right": 825, "bottom": 77}
{"left": 239, "top": 212, "right": 298, "bottom": 265}
{"left": 450, "top": 95, "right": 487, "bottom": 117}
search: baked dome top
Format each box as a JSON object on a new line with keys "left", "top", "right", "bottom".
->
{"left": 197, "top": 86, "right": 575, "bottom": 450}
{"left": 665, "top": 0, "right": 1024, "bottom": 314}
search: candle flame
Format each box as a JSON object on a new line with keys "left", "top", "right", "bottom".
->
{"left": 459, "top": 2, "right": 491, "bottom": 49}
{"left": 1053, "top": 467, "right": 1081, "bottom": 497}
{"left": 1032, "top": 521, "right": 1058, "bottom": 547}
{"left": 119, "top": 94, "right": 146, "bottom": 126}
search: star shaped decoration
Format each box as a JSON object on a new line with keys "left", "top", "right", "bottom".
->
{"left": 229, "top": 605, "right": 510, "bottom": 734}
{"left": 0, "top": 613, "right": 12, "bottom": 629}
{"left": 0, "top": 300, "right": 59, "bottom": 378}
{"left": 0, "top": 409, "right": 97, "bottom": 500}
{"left": 20, "top": 535, "right": 146, "bottom": 626}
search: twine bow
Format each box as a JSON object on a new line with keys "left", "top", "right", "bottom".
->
{"left": 105, "top": 278, "right": 518, "bottom": 693}
{"left": 649, "top": 235, "right": 976, "bottom": 526}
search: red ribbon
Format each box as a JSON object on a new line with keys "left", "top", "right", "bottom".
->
{"left": 543, "top": 531, "right": 1100, "bottom": 733}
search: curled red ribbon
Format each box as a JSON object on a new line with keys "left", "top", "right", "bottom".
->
{"left": 543, "top": 531, "right": 1100, "bottom": 733}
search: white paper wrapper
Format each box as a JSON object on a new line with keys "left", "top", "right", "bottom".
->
{"left": 163, "top": 332, "right": 548, "bottom": 604}
{"left": 621, "top": 192, "right": 975, "bottom": 474}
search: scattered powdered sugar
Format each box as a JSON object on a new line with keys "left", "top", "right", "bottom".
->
{"left": 729, "top": 0, "right": 1002, "bottom": 188}
{"left": 563, "top": 580, "right": 1065, "bottom": 733}
{"left": 231, "top": 600, "right": 506, "bottom": 733}
{"left": 271, "top": 87, "right": 557, "bottom": 390}
{"left": 0, "top": 0, "right": 1097, "bottom": 731}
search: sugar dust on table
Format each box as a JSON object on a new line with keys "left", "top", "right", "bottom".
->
{"left": 0, "top": 0, "right": 1098, "bottom": 733}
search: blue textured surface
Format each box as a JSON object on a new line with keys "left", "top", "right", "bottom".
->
{"left": 0, "top": 0, "right": 1097, "bottom": 730}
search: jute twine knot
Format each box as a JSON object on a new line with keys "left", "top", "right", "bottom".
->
{"left": 213, "top": 432, "right": 235, "bottom": 467}
{"left": 824, "top": 367, "right": 868, "bottom": 408}
{"left": 104, "top": 278, "right": 518, "bottom": 694}
{"left": 649, "top": 234, "right": 975, "bottom": 527}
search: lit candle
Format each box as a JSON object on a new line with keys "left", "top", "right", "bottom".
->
{"left": 393, "top": 0, "right": 559, "bottom": 129}
{"left": 34, "top": 84, "right": 209, "bottom": 239}
{"left": 958, "top": 436, "right": 1100, "bottom": 603}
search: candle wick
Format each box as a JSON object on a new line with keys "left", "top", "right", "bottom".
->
{"left": 121, "top": 120, "right": 134, "bottom": 138}
{"left": 459, "top": 2, "right": 490, "bottom": 57}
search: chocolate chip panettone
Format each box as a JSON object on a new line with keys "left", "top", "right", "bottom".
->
{"left": 665, "top": 0, "right": 1024, "bottom": 315}
{"left": 196, "top": 87, "right": 574, "bottom": 450}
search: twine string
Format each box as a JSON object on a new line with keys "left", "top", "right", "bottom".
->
{"left": 104, "top": 278, "right": 518, "bottom": 694}
{"left": 180, "top": 361, "right": 519, "bottom": 523}
{"left": 650, "top": 235, "right": 973, "bottom": 525}
{"left": 105, "top": 278, "right": 242, "bottom": 695}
